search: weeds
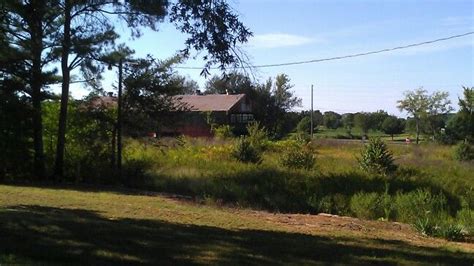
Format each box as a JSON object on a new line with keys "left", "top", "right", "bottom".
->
{"left": 120, "top": 137, "right": 473, "bottom": 240}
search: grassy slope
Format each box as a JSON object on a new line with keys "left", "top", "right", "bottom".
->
{"left": 0, "top": 184, "right": 472, "bottom": 265}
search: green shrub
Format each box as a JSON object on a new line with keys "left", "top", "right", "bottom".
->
{"left": 279, "top": 142, "right": 315, "bottom": 170}
{"left": 350, "top": 192, "right": 383, "bottom": 219}
{"left": 296, "top": 116, "right": 315, "bottom": 134}
{"left": 213, "top": 124, "right": 234, "bottom": 139}
{"left": 414, "top": 218, "right": 436, "bottom": 236}
{"left": 231, "top": 137, "right": 262, "bottom": 164}
{"left": 453, "top": 142, "right": 474, "bottom": 161}
{"left": 246, "top": 121, "right": 268, "bottom": 152}
{"left": 414, "top": 217, "right": 465, "bottom": 240}
{"left": 357, "top": 138, "right": 397, "bottom": 176}
{"left": 456, "top": 208, "right": 473, "bottom": 234}
{"left": 393, "top": 189, "right": 447, "bottom": 223}
{"left": 437, "top": 223, "right": 464, "bottom": 241}
{"left": 315, "top": 194, "right": 349, "bottom": 214}
{"left": 289, "top": 132, "right": 311, "bottom": 144}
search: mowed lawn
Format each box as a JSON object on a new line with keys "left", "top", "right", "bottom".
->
{"left": 0, "top": 184, "right": 473, "bottom": 265}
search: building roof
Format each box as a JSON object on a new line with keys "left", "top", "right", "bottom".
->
{"left": 87, "top": 96, "right": 117, "bottom": 108}
{"left": 174, "top": 94, "right": 246, "bottom": 112}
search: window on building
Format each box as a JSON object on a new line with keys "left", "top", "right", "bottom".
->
{"left": 230, "top": 114, "right": 254, "bottom": 123}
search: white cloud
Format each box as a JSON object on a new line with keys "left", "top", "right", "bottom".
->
{"left": 247, "top": 33, "right": 318, "bottom": 49}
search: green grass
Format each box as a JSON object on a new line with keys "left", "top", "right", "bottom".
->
{"left": 119, "top": 138, "right": 474, "bottom": 241}
{"left": 0, "top": 184, "right": 473, "bottom": 264}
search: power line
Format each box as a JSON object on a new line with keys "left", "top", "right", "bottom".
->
{"left": 175, "top": 31, "right": 474, "bottom": 70}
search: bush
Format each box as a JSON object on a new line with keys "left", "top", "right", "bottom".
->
{"left": 453, "top": 142, "right": 474, "bottom": 161}
{"left": 349, "top": 188, "right": 393, "bottom": 220}
{"left": 413, "top": 218, "right": 465, "bottom": 241}
{"left": 357, "top": 138, "right": 397, "bottom": 176}
{"left": 231, "top": 137, "right": 262, "bottom": 164}
{"left": 279, "top": 142, "right": 315, "bottom": 170}
{"left": 414, "top": 217, "right": 436, "bottom": 236}
{"left": 350, "top": 192, "right": 384, "bottom": 219}
{"left": 393, "top": 189, "right": 447, "bottom": 223}
{"left": 296, "top": 116, "right": 314, "bottom": 134}
{"left": 456, "top": 208, "right": 473, "bottom": 234}
{"left": 437, "top": 223, "right": 464, "bottom": 241}
{"left": 246, "top": 122, "right": 268, "bottom": 152}
{"left": 213, "top": 124, "right": 234, "bottom": 139}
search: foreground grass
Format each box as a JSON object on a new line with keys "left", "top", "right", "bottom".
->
{"left": 0, "top": 184, "right": 473, "bottom": 265}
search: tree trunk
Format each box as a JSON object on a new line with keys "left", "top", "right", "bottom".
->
{"left": 111, "top": 126, "right": 116, "bottom": 168}
{"left": 54, "top": 0, "right": 72, "bottom": 179}
{"left": 391, "top": 134, "right": 394, "bottom": 141}
{"left": 30, "top": 5, "right": 45, "bottom": 178}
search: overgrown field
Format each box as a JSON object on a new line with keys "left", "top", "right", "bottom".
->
{"left": 123, "top": 137, "right": 474, "bottom": 240}
{"left": 0, "top": 184, "right": 473, "bottom": 264}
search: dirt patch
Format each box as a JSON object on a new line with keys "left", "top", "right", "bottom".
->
{"left": 160, "top": 193, "right": 474, "bottom": 253}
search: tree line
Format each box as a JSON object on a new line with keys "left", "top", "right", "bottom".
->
{"left": 293, "top": 86, "right": 472, "bottom": 145}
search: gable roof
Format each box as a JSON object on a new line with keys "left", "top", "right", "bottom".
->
{"left": 174, "top": 94, "right": 246, "bottom": 112}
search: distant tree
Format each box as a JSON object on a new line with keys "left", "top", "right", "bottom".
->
{"left": 122, "top": 57, "right": 189, "bottom": 136}
{"left": 342, "top": 113, "right": 355, "bottom": 136}
{"left": 425, "top": 91, "right": 453, "bottom": 140}
{"left": 253, "top": 74, "right": 301, "bottom": 137}
{"left": 369, "top": 110, "right": 389, "bottom": 131}
{"left": 312, "top": 110, "right": 324, "bottom": 126}
{"left": 446, "top": 87, "right": 474, "bottom": 143}
{"left": 397, "top": 88, "right": 430, "bottom": 144}
{"left": 169, "top": 75, "right": 200, "bottom": 95}
{"left": 354, "top": 112, "right": 371, "bottom": 136}
{"left": 273, "top": 74, "right": 301, "bottom": 112}
{"left": 381, "top": 116, "right": 405, "bottom": 140}
{"left": 456, "top": 87, "right": 473, "bottom": 143}
{"left": 323, "top": 111, "right": 341, "bottom": 129}
{"left": 397, "top": 88, "right": 452, "bottom": 144}
{"left": 204, "top": 72, "right": 253, "bottom": 94}
{"left": 296, "top": 116, "right": 312, "bottom": 134}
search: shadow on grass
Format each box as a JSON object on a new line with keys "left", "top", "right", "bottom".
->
{"left": 0, "top": 205, "right": 472, "bottom": 265}
{"left": 147, "top": 167, "right": 460, "bottom": 214}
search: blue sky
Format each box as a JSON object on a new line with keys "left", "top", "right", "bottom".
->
{"left": 65, "top": 0, "right": 474, "bottom": 116}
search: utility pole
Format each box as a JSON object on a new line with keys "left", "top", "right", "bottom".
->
{"left": 117, "top": 58, "right": 123, "bottom": 177}
{"left": 310, "top": 84, "right": 314, "bottom": 138}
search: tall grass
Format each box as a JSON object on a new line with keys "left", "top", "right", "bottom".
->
{"left": 122, "top": 137, "right": 473, "bottom": 239}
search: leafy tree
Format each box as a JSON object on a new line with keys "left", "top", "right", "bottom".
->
{"left": 296, "top": 116, "right": 312, "bottom": 134}
{"left": 204, "top": 72, "right": 253, "bottom": 94}
{"left": 342, "top": 113, "right": 355, "bottom": 136}
{"left": 54, "top": 0, "right": 126, "bottom": 177}
{"left": 354, "top": 112, "right": 371, "bottom": 136}
{"left": 369, "top": 110, "right": 389, "bottom": 131}
{"left": 122, "top": 56, "right": 190, "bottom": 136}
{"left": 456, "top": 87, "right": 473, "bottom": 143}
{"left": 397, "top": 88, "right": 452, "bottom": 144}
{"left": 323, "top": 111, "right": 341, "bottom": 129}
{"left": 271, "top": 74, "right": 302, "bottom": 136}
{"left": 425, "top": 91, "right": 453, "bottom": 140}
{"left": 397, "top": 88, "right": 429, "bottom": 144}
{"left": 43, "top": 98, "right": 117, "bottom": 181}
{"left": 381, "top": 116, "right": 405, "bottom": 140}
{"left": 273, "top": 74, "right": 301, "bottom": 112}
{"left": 170, "top": 75, "right": 200, "bottom": 95}
{"left": 2, "top": 0, "right": 252, "bottom": 178}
